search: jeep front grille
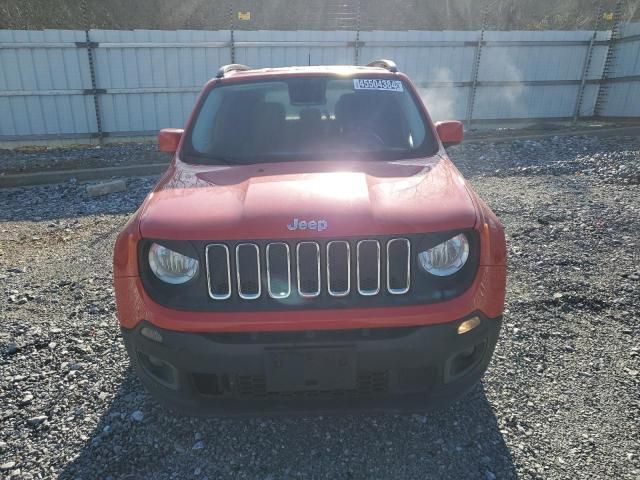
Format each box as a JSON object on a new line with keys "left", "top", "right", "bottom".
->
{"left": 206, "top": 238, "right": 411, "bottom": 301}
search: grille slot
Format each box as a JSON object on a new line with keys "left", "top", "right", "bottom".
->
{"left": 266, "top": 242, "right": 291, "bottom": 299}
{"left": 235, "top": 243, "right": 261, "bottom": 300}
{"left": 296, "top": 242, "right": 321, "bottom": 297}
{"left": 205, "top": 244, "right": 231, "bottom": 300}
{"left": 386, "top": 238, "right": 411, "bottom": 294}
{"left": 237, "top": 375, "right": 267, "bottom": 396}
{"left": 327, "top": 240, "right": 351, "bottom": 297}
{"left": 356, "top": 240, "right": 381, "bottom": 296}
{"left": 233, "top": 371, "right": 389, "bottom": 398}
{"left": 357, "top": 370, "right": 389, "bottom": 394}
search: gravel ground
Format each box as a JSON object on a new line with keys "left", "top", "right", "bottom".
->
{"left": 0, "top": 143, "right": 167, "bottom": 175}
{"left": 0, "top": 134, "right": 639, "bottom": 479}
{"left": 0, "top": 123, "right": 631, "bottom": 175}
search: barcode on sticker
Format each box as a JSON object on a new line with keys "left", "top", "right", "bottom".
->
{"left": 353, "top": 79, "right": 403, "bottom": 92}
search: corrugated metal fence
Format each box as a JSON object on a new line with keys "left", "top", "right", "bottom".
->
{"left": 0, "top": 26, "right": 639, "bottom": 142}
{"left": 601, "top": 22, "right": 640, "bottom": 117}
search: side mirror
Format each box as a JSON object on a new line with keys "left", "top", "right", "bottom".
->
{"left": 158, "top": 128, "right": 184, "bottom": 153}
{"left": 435, "top": 121, "right": 463, "bottom": 148}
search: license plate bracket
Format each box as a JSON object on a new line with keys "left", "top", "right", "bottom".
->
{"left": 265, "top": 347, "right": 356, "bottom": 392}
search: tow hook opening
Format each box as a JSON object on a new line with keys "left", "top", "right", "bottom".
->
{"left": 138, "top": 351, "right": 179, "bottom": 390}
{"left": 444, "top": 340, "right": 487, "bottom": 383}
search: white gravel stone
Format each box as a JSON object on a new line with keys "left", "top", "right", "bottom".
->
{"left": 26, "top": 416, "right": 47, "bottom": 426}
{"left": 130, "top": 410, "right": 144, "bottom": 422}
{"left": 86, "top": 179, "right": 126, "bottom": 197}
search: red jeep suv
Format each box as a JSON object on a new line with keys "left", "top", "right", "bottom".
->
{"left": 113, "top": 60, "right": 507, "bottom": 414}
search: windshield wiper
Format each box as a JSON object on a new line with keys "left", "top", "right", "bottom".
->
{"left": 209, "top": 156, "right": 242, "bottom": 166}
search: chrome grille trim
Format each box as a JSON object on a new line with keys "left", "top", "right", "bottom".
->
{"left": 235, "top": 243, "right": 261, "bottom": 300}
{"left": 205, "top": 243, "right": 231, "bottom": 300}
{"left": 296, "top": 241, "right": 321, "bottom": 297}
{"left": 326, "top": 240, "right": 351, "bottom": 297}
{"left": 356, "top": 239, "right": 381, "bottom": 296}
{"left": 266, "top": 242, "right": 291, "bottom": 299}
{"left": 386, "top": 238, "right": 411, "bottom": 295}
{"left": 207, "top": 237, "right": 412, "bottom": 301}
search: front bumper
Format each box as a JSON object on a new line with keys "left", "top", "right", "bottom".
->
{"left": 122, "top": 312, "right": 502, "bottom": 415}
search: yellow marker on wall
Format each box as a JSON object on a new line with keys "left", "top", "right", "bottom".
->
{"left": 603, "top": 12, "right": 614, "bottom": 21}
{"left": 238, "top": 11, "right": 251, "bottom": 21}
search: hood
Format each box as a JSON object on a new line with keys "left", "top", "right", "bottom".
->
{"left": 139, "top": 156, "right": 477, "bottom": 240}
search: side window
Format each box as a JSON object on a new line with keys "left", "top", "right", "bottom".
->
{"left": 398, "top": 93, "right": 426, "bottom": 149}
{"left": 191, "top": 90, "right": 223, "bottom": 153}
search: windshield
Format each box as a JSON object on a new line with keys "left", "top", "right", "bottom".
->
{"left": 183, "top": 76, "right": 437, "bottom": 165}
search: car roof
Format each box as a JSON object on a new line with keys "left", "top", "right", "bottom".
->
{"left": 220, "top": 64, "right": 400, "bottom": 79}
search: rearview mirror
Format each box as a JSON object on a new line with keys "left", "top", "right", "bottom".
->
{"left": 435, "top": 121, "right": 463, "bottom": 148}
{"left": 158, "top": 128, "right": 184, "bottom": 153}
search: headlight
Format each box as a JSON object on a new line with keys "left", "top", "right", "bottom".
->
{"left": 418, "top": 233, "right": 469, "bottom": 276}
{"left": 148, "top": 243, "right": 199, "bottom": 284}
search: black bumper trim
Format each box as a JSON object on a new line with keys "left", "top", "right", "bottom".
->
{"left": 122, "top": 313, "right": 502, "bottom": 415}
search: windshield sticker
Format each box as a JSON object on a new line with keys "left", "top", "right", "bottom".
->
{"left": 353, "top": 79, "right": 404, "bottom": 92}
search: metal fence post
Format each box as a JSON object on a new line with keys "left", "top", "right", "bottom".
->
{"left": 80, "top": 0, "right": 103, "bottom": 142}
{"left": 465, "top": 4, "right": 489, "bottom": 125}
{"left": 572, "top": 4, "right": 602, "bottom": 123}
{"left": 354, "top": 0, "right": 361, "bottom": 65}
{"left": 593, "top": 0, "right": 625, "bottom": 117}
{"left": 229, "top": 0, "right": 236, "bottom": 63}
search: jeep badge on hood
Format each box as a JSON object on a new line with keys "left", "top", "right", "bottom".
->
{"left": 287, "top": 218, "right": 328, "bottom": 232}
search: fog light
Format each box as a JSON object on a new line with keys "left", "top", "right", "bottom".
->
{"left": 457, "top": 316, "right": 481, "bottom": 335}
{"left": 141, "top": 326, "right": 163, "bottom": 343}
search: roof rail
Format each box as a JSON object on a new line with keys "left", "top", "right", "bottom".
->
{"left": 366, "top": 59, "right": 398, "bottom": 73}
{"left": 216, "top": 64, "right": 252, "bottom": 78}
